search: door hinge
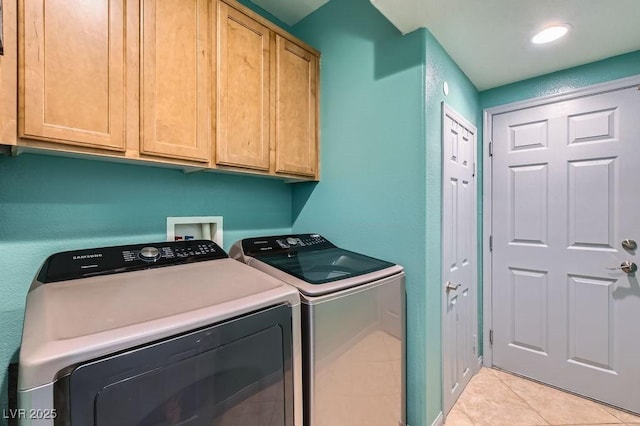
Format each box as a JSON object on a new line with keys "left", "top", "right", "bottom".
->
{"left": 488, "top": 141, "right": 493, "bottom": 157}
{"left": 489, "top": 235, "right": 493, "bottom": 252}
{"left": 473, "top": 162, "right": 476, "bottom": 177}
{"left": 489, "top": 329, "right": 494, "bottom": 345}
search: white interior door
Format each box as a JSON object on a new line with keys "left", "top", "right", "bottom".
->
{"left": 491, "top": 84, "right": 640, "bottom": 413}
{"left": 442, "top": 104, "right": 478, "bottom": 414}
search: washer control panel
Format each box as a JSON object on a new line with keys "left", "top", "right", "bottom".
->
{"left": 38, "top": 240, "right": 227, "bottom": 283}
{"left": 242, "top": 234, "right": 335, "bottom": 256}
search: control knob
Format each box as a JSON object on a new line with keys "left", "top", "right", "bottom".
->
{"left": 286, "top": 237, "right": 299, "bottom": 245}
{"left": 139, "top": 246, "right": 161, "bottom": 262}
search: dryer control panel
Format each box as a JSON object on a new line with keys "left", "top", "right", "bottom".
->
{"left": 242, "top": 234, "right": 336, "bottom": 256}
{"left": 38, "top": 240, "right": 227, "bottom": 283}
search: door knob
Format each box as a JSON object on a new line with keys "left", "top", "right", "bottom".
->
{"left": 445, "top": 281, "right": 461, "bottom": 291}
{"left": 622, "top": 239, "right": 637, "bottom": 251}
{"left": 608, "top": 261, "right": 638, "bottom": 274}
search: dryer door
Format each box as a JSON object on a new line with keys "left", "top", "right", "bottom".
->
{"left": 55, "top": 304, "right": 294, "bottom": 426}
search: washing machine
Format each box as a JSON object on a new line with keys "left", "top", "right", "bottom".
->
{"left": 18, "top": 239, "right": 302, "bottom": 426}
{"left": 230, "top": 234, "right": 406, "bottom": 426}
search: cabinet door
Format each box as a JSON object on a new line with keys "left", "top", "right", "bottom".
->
{"left": 21, "top": 0, "right": 126, "bottom": 151}
{"left": 216, "top": 2, "right": 270, "bottom": 171}
{"left": 140, "top": 0, "right": 211, "bottom": 163}
{"left": 275, "top": 35, "right": 318, "bottom": 177}
{"left": 1, "top": 0, "right": 17, "bottom": 145}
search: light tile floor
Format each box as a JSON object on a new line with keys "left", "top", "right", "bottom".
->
{"left": 446, "top": 368, "right": 640, "bottom": 426}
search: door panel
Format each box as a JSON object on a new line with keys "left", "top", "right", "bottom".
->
{"left": 568, "top": 158, "right": 615, "bottom": 248}
{"left": 443, "top": 106, "right": 477, "bottom": 414}
{"left": 509, "top": 267, "right": 548, "bottom": 354}
{"left": 567, "top": 275, "right": 615, "bottom": 371}
{"left": 65, "top": 305, "right": 294, "bottom": 425}
{"left": 509, "top": 164, "right": 548, "bottom": 245}
{"left": 491, "top": 85, "right": 640, "bottom": 413}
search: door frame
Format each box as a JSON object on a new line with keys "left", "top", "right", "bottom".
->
{"left": 441, "top": 102, "right": 479, "bottom": 416}
{"left": 482, "top": 74, "right": 640, "bottom": 367}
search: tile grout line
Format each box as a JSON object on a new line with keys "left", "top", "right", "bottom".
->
{"left": 452, "top": 368, "right": 639, "bottom": 426}
{"left": 449, "top": 393, "right": 477, "bottom": 426}
{"left": 456, "top": 368, "right": 548, "bottom": 426}
{"left": 486, "top": 368, "right": 631, "bottom": 426}
{"left": 449, "top": 381, "right": 477, "bottom": 426}
{"left": 486, "top": 368, "right": 555, "bottom": 425}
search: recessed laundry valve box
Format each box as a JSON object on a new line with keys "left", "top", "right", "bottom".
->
{"left": 167, "top": 216, "right": 223, "bottom": 247}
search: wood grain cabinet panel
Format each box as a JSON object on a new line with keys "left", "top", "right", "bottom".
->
{"left": 140, "top": 0, "right": 211, "bottom": 162}
{"left": 13, "top": 0, "right": 320, "bottom": 180}
{"left": 275, "top": 35, "right": 318, "bottom": 177}
{"left": 20, "top": 0, "right": 126, "bottom": 151}
{"left": 0, "top": 0, "right": 17, "bottom": 145}
{"left": 216, "top": 2, "right": 271, "bottom": 171}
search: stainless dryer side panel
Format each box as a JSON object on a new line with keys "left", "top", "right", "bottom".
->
{"left": 302, "top": 273, "right": 406, "bottom": 426}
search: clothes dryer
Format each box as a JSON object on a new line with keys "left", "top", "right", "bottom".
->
{"left": 18, "top": 240, "right": 302, "bottom": 426}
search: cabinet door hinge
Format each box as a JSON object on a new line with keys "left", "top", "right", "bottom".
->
{"left": 473, "top": 162, "right": 476, "bottom": 177}
{"left": 489, "top": 235, "right": 493, "bottom": 252}
{"left": 488, "top": 141, "right": 493, "bottom": 157}
{"left": 489, "top": 329, "right": 494, "bottom": 345}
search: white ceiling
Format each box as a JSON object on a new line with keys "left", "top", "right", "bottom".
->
{"left": 251, "top": 0, "right": 640, "bottom": 91}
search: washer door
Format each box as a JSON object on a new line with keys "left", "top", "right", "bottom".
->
{"left": 56, "top": 305, "right": 294, "bottom": 426}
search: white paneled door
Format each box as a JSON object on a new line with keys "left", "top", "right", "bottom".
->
{"left": 443, "top": 104, "right": 478, "bottom": 415}
{"left": 491, "top": 84, "right": 640, "bottom": 413}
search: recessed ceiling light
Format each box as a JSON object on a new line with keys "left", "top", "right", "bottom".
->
{"left": 532, "top": 24, "right": 572, "bottom": 44}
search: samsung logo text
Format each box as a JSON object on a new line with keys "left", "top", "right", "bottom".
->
{"left": 73, "top": 254, "right": 103, "bottom": 260}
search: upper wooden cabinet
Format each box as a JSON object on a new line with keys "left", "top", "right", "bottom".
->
{"left": 216, "top": 2, "right": 320, "bottom": 178}
{"left": 216, "top": 2, "right": 271, "bottom": 171}
{"left": 13, "top": 0, "right": 320, "bottom": 180}
{"left": 20, "top": 0, "right": 126, "bottom": 151}
{"left": 275, "top": 35, "right": 318, "bottom": 177}
{"left": 0, "top": 0, "right": 17, "bottom": 145}
{"left": 140, "top": 0, "right": 211, "bottom": 163}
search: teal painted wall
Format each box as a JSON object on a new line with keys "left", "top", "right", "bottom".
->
{"left": 423, "top": 29, "right": 480, "bottom": 422}
{"left": 4, "top": 1, "right": 634, "bottom": 424}
{"left": 235, "top": 0, "right": 292, "bottom": 31}
{"left": 289, "top": 0, "right": 429, "bottom": 424}
{"left": 289, "top": 1, "right": 480, "bottom": 423}
{"left": 426, "top": 32, "right": 481, "bottom": 420}
{"left": 0, "top": 3, "right": 294, "bottom": 420}
{"left": 0, "top": 154, "right": 292, "bottom": 418}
